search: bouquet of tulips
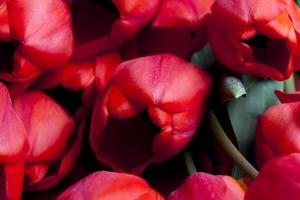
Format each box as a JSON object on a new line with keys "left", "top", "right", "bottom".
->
{"left": 1, "top": 0, "right": 300, "bottom": 199}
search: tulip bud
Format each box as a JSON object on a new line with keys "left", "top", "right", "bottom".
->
{"left": 90, "top": 54, "right": 212, "bottom": 174}
{"left": 208, "top": 0, "right": 300, "bottom": 80}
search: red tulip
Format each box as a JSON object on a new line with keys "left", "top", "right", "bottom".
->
{"left": 11, "top": 91, "right": 83, "bottom": 191}
{"left": 208, "top": 0, "right": 300, "bottom": 80}
{"left": 255, "top": 90, "right": 300, "bottom": 168}
{"left": 8, "top": 0, "right": 73, "bottom": 69}
{"left": 168, "top": 172, "right": 245, "bottom": 200}
{"left": 0, "top": 82, "right": 28, "bottom": 200}
{"left": 246, "top": 153, "right": 300, "bottom": 200}
{"left": 56, "top": 171, "right": 164, "bottom": 200}
{"left": 0, "top": 0, "right": 73, "bottom": 85}
{"left": 90, "top": 54, "right": 212, "bottom": 174}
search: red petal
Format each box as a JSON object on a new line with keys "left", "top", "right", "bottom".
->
{"left": 8, "top": 0, "right": 73, "bottom": 68}
{"left": 0, "top": 1, "right": 11, "bottom": 40}
{"left": 35, "top": 60, "right": 95, "bottom": 91}
{"left": 114, "top": 54, "right": 211, "bottom": 113}
{"left": 94, "top": 51, "right": 122, "bottom": 92}
{"left": 24, "top": 120, "right": 84, "bottom": 191}
{"left": 56, "top": 171, "right": 164, "bottom": 200}
{"left": 153, "top": 0, "right": 214, "bottom": 27}
{"left": 0, "top": 160, "right": 25, "bottom": 200}
{"left": 246, "top": 153, "right": 300, "bottom": 200}
{"left": 255, "top": 101, "right": 300, "bottom": 167}
{"left": 110, "top": 0, "right": 160, "bottom": 47}
{"left": 168, "top": 172, "right": 244, "bottom": 200}
{"left": 0, "top": 50, "right": 42, "bottom": 82}
{"left": 0, "top": 83, "right": 28, "bottom": 164}
{"left": 13, "top": 91, "right": 75, "bottom": 163}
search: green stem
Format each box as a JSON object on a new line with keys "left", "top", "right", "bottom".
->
{"left": 284, "top": 74, "right": 295, "bottom": 92}
{"left": 184, "top": 151, "right": 197, "bottom": 175}
{"left": 208, "top": 110, "right": 258, "bottom": 179}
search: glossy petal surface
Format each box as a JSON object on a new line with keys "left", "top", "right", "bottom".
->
{"left": 56, "top": 171, "right": 164, "bottom": 200}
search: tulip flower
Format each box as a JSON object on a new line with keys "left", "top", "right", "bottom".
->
{"left": 246, "top": 153, "right": 300, "bottom": 200}
{"left": 11, "top": 91, "right": 83, "bottom": 191}
{"left": 8, "top": 0, "right": 74, "bottom": 69}
{"left": 56, "top": 171, "right": 164, "bottom": 200}
{"left": 208, "top": 0, "right": 300, "bottom": 80}
{"left": 255, "top": 90, "right": 300, "bottom": 168}
{"left": 168, "top": 172, "right": 245, "bottom": 200}
{"left": 90, "top": 54, "right": 212, "bottom": 174}
{"left": 0, "top": 0, "right": 73, "bottom": 86}
{"left": 0, "top": 82, "right": 28, "bottom": 200}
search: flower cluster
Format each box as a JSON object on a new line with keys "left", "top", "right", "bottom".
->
{"left": 1, "top": 0, "right": 300, "bottom": 199}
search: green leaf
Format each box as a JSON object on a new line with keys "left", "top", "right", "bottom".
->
{"left": 227, "top": 76, "right": 284, "bottom": 178}
{"left": 191, "top": 44, "right": 215, "bottom": 69}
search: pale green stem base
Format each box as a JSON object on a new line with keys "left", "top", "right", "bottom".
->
{"left": 284, "top": 74, "right": 295, "bottom": 92}
{"left": 208, "top": 110, "right": 258, "bottom": 179}
{"left": 184, "top": 151, "right": 197, "bottom": 175}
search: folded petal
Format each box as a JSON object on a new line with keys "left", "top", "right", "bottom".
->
{"left": 274, "top": 90, "right": 300, "bottom": 103}
{"left": 8, "top": 0, "right": 73, "bottom": 68}
{"left": 13, "top": 91, "right": 75, "bottom": 163}
{"left": 24, "top": 120, "right": 84, "bottom": 191}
